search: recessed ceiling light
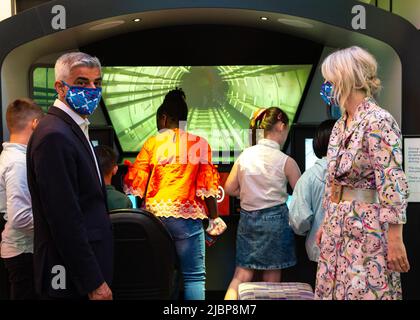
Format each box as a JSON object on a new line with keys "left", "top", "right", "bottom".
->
{"left": 89, "top": 20, "right": 125, "bottom": 31}
{"left": 277, "top": 18, "right": 314, "bottom": 28}
{"left": 133, "top": 18, "right": 141, "bottom": 22}
{"left": 260, "top": 17, "right": 269, "bottom": 21}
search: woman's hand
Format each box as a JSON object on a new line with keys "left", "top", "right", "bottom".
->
{"left": 315, "top": 228, "right": 323, "bottom": 247}
{"left": 206, "top": 217, "right": 227, "bottom": 236}
{"left": 387, "top": 224, "right": 410, "bottom": 273}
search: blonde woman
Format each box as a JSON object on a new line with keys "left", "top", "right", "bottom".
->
{"left": 315, "top": 46, "right": 410, "bottom": 300}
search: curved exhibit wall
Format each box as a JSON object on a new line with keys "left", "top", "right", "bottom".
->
{"left": 0, "top": 9, "right": 403, "bottom": 142}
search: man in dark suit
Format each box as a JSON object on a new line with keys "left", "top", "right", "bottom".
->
{"left": 27, "top": 52, "right": 113, "bottom": 300}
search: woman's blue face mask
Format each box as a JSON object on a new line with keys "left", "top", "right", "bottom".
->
{"left": 320, "top": 81, "right": 342, "bottom": 119}
{"left": 62, "top": 81, "right": 102, "bottom": 116}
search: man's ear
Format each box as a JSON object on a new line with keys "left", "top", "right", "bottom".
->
{"left": 32, "top": 118, "right": 39, "bottom": 130}
{"left": 112, "top": 165, "right": 118, "bottom": 176}
{"left": 54, "top": 80, "right": 66, "bottom": 99}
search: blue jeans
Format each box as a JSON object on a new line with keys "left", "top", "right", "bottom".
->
{"left": 160, "top": 217, "right": 205, "bottom": 300}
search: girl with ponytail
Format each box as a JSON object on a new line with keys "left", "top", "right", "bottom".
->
{"left": 224, "top": 107, "right": 301, "bottom": 300}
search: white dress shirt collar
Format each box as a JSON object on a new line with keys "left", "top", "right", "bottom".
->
{"left": 53, "top": 99, "right": 90, "bottom": 136}
{"left": 52, "top": 99, "right": 102, "bottom": 185}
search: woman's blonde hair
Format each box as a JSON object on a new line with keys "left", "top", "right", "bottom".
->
{"left": 321, "top": 46, "right": 381, "bottom": 108}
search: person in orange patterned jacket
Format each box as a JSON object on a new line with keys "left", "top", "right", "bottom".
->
{"left": 124, "top": 88, "right": 225, "bottom": 300}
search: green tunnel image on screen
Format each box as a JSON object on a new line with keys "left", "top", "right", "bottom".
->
{"left": 101, "top": 65, "right": 312, "bottom": 161}
{"left": 31, "top": 65, "right": 312, "bottom": 162}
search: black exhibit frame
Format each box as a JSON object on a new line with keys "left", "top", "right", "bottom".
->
{"left": 81, "top": 25, "right": 322, "bottom": 162}
{"left": 289, "top": 123, "right": 320, "bottom": 174}
{"left": 0, "top": 0, "right": 419, "bottom": 299}
{"left": 27, "top": 27, "right": 322, "bottom": 164}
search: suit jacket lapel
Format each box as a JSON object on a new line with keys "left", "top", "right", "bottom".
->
{"left": 48, "top": 107, "right": 104, "bottom": 190}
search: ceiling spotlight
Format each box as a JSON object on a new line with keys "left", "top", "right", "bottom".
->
{"left": 260, "top": 17, "right": 269, "bottom": 21}
{"left": 133, "top": 18, "right": 141, "bottom": 22}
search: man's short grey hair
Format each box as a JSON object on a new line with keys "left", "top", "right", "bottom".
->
{"left": 55, "top": 52, "right": 102, "bottom": 81}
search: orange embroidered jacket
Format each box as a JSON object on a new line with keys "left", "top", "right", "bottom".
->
{"left": 124, "top": 128, "right": 219, "bottom": 220}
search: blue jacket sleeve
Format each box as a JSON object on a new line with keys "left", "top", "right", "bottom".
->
{"left": 289, "top": 173, "right": 315, "bottom": 236}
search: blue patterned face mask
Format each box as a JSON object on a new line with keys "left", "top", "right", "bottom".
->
{"left": 62, "top": 81, "right": 102, "bottom": 116}
{"left": 320, "top": 81, "right": 342, "bottom": 119}
{"left": 329, "top": 104, "right": 342, "bottom": 119}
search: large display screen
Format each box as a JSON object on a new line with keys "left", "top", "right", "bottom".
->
{"left": 101, "top": 65, "right": 312, "bottom": 162}
{"left": 31, "top": 65, "right": 313, "bottom": 163}
{"left": 31, "top": 67, "right": 56, "bottom": 112}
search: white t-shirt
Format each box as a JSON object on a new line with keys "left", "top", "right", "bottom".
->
{"left": 233, "top": 139, "right": 289, "bottom": 211}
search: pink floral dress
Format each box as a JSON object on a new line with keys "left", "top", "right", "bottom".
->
{"left": 315, "top": 97, "right": 409, "bottom": 300}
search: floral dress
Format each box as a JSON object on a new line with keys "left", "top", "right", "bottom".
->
{"left": 315, "top": 97, "right": 409, "bottom": 300}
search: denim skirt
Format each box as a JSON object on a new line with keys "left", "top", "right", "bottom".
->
{"left": 236, "top": 204, "right": 297, "bottom": 270}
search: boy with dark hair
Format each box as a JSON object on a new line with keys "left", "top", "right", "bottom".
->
{"left": 0, "top": 98, "right": 43, "bottom": 299}
{"left": 94, "top": 145, "right": 132, "bottom": 211}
